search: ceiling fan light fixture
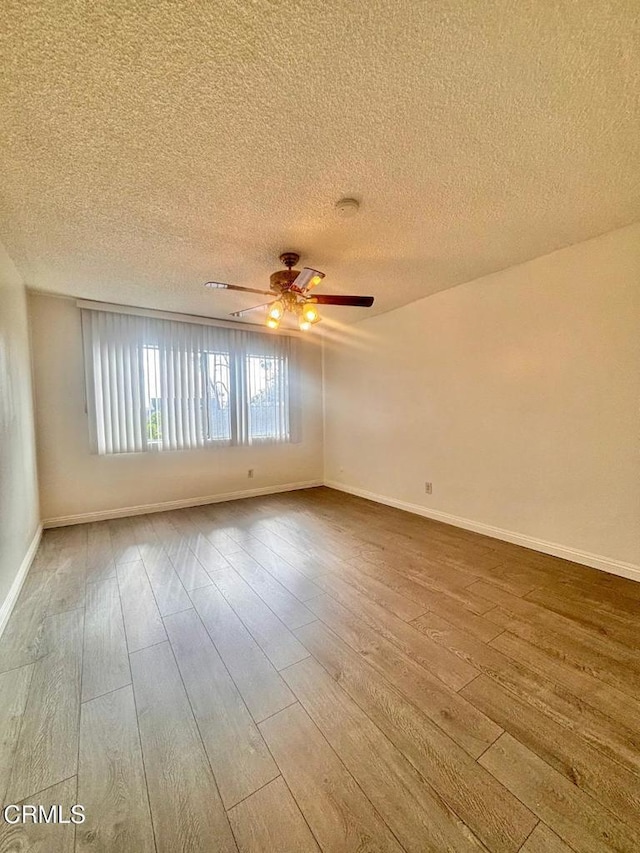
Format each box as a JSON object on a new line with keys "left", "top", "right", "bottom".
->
{"left": 302, "top": 303, "right": 320, "bottom": 324}
{"left": 266, "top": 316, "right": 280, "bottom": 330}
{"left": 298, "top": 317, "right": 312, "bottom": 331}
{"left": 268, "top": 300, "right": 284, "bottom": 320}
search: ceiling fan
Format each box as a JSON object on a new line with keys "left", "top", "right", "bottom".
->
{"left": 204, "top": 252, "right": 374, "bottom": 331}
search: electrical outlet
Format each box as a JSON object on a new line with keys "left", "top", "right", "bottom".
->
{"left": 425, "top": 482, "right": 432, "bottom": 495}
{"left": 248, "top": 469, "right": 254, "bottom": 479}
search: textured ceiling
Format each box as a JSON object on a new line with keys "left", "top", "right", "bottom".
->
{"left": 1, "top": 0, "right": 639, "bottom": 325}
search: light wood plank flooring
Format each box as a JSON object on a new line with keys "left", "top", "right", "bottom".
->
{"left": 1, "top": 486, "right": 639, "bottom": 852}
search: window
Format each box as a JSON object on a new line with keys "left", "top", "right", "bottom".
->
{"left": 81, "top": 308, "right": 298, "bottom": 454}
{"left": 246, "top": 354, "right": 289, "bottom": 441}
{"left": 203, "top": 351, "right": 231, "bottom": 442}
{"left": 143, "top": 345, "right": 162, "bottom": 443}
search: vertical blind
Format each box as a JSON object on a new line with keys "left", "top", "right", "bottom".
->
{"left": 81, "top": 307, "right": 299, "bottom": 455}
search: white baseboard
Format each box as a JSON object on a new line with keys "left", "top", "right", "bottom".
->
{"left": 0, "top": 524, "right": 43, "bottom": 639}
{"left": 324, "top": 480, "right": 640, "bottom": 584}
{"left": 42, "top": 480, "right": 324, "bottom": 528}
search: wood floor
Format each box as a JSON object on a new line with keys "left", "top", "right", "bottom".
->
{"left": 0, "top": 486, "right": 639, "bottom": 852}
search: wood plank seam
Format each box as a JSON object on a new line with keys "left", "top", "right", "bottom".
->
{"left": 128, "top": 658, "right": 160, "bottom": 853}
{"left": 258, "top": 701, "right": 408, "bottom": 853}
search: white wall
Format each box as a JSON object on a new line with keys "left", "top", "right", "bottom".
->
{"left": 0, "top": 242, "right": 40, "bottom": 614}
{"left": 29, "top": 294, "right": 324, "bottom": 523}
{"left": 324, "top": 223, "right": 640, "bottom": 571}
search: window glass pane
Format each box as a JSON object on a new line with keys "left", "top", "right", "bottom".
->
{"left": 205, "top": 351, "right": 231, "bottom": 440}
{"left": 143, "top": 345, "right": 162, "bottom": 442}
{"left": 247, "top": 354, "right": 288, "bottom": 440}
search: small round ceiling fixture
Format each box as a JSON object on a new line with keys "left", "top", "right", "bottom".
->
{"left": 335, "top": 198, "right": 360, "bottom": 218}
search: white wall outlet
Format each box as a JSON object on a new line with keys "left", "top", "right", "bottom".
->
{"left": 248, "top": 468, "right": 254, "bottom": 479}
{"left": 425, "top": 482, "right": 432, "bottom": 494}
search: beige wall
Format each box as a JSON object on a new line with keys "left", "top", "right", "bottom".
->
{"left": 324, "top": 223, "right": 640, "bottom": 571}
{"left": 0, "top": 243, "right": 40, "bottom": 611}
{"left": 29, "top": 294, "right": 324, "bottom": 522}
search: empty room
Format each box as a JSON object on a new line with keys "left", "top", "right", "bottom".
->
{"left": 1, "top": 1, "right": 639, "bottom": 851}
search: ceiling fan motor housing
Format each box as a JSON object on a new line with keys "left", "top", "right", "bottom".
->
{"left": 270, "top": 268, "right": 300, "bottom": 292}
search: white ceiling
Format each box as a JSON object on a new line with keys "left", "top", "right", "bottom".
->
{"left": 1, "top": 0, "right": 639, "bottom": 325}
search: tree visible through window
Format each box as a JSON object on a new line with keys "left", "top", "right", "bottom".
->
{"left": 143, "top": 346, "right": 162, "bottom": 442}
{"left": 142, "top": 347, "right": 289, "bottom": 445}
{"left": 204, "top": 351, "right": 231, "bottom": 441}
{"left": 247, "top": 355, "right": 288, "bottom": 440}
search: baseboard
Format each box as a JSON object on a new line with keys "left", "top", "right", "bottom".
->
{"left": 324, "top": 480, "right": 640, "bottom": 583}
{"left": 42, "top": 480, "right": 324, "bottom": 528}
{"left": 0, "top": 524, "right": 43, "bottom": 639}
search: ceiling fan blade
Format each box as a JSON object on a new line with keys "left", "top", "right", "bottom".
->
{"left": 204, "top": 281, "right": 273, "bottom": 296}
{"left": 293, "top": 267, "right": 325, "bottom": 291}
{"left": 309, "top": 294, "right": 374, "bottom": 307}
{"left": 230, "top": 302, "right": 272, "bottom": 317}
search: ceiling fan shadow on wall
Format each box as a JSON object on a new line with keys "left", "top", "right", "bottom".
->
{"left": 204, "top": 252, "right": 374, "bottom": 331}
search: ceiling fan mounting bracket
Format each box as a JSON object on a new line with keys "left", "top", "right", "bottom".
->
{"left": 279, "top": 252, "right": 300, "bottom": 269}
